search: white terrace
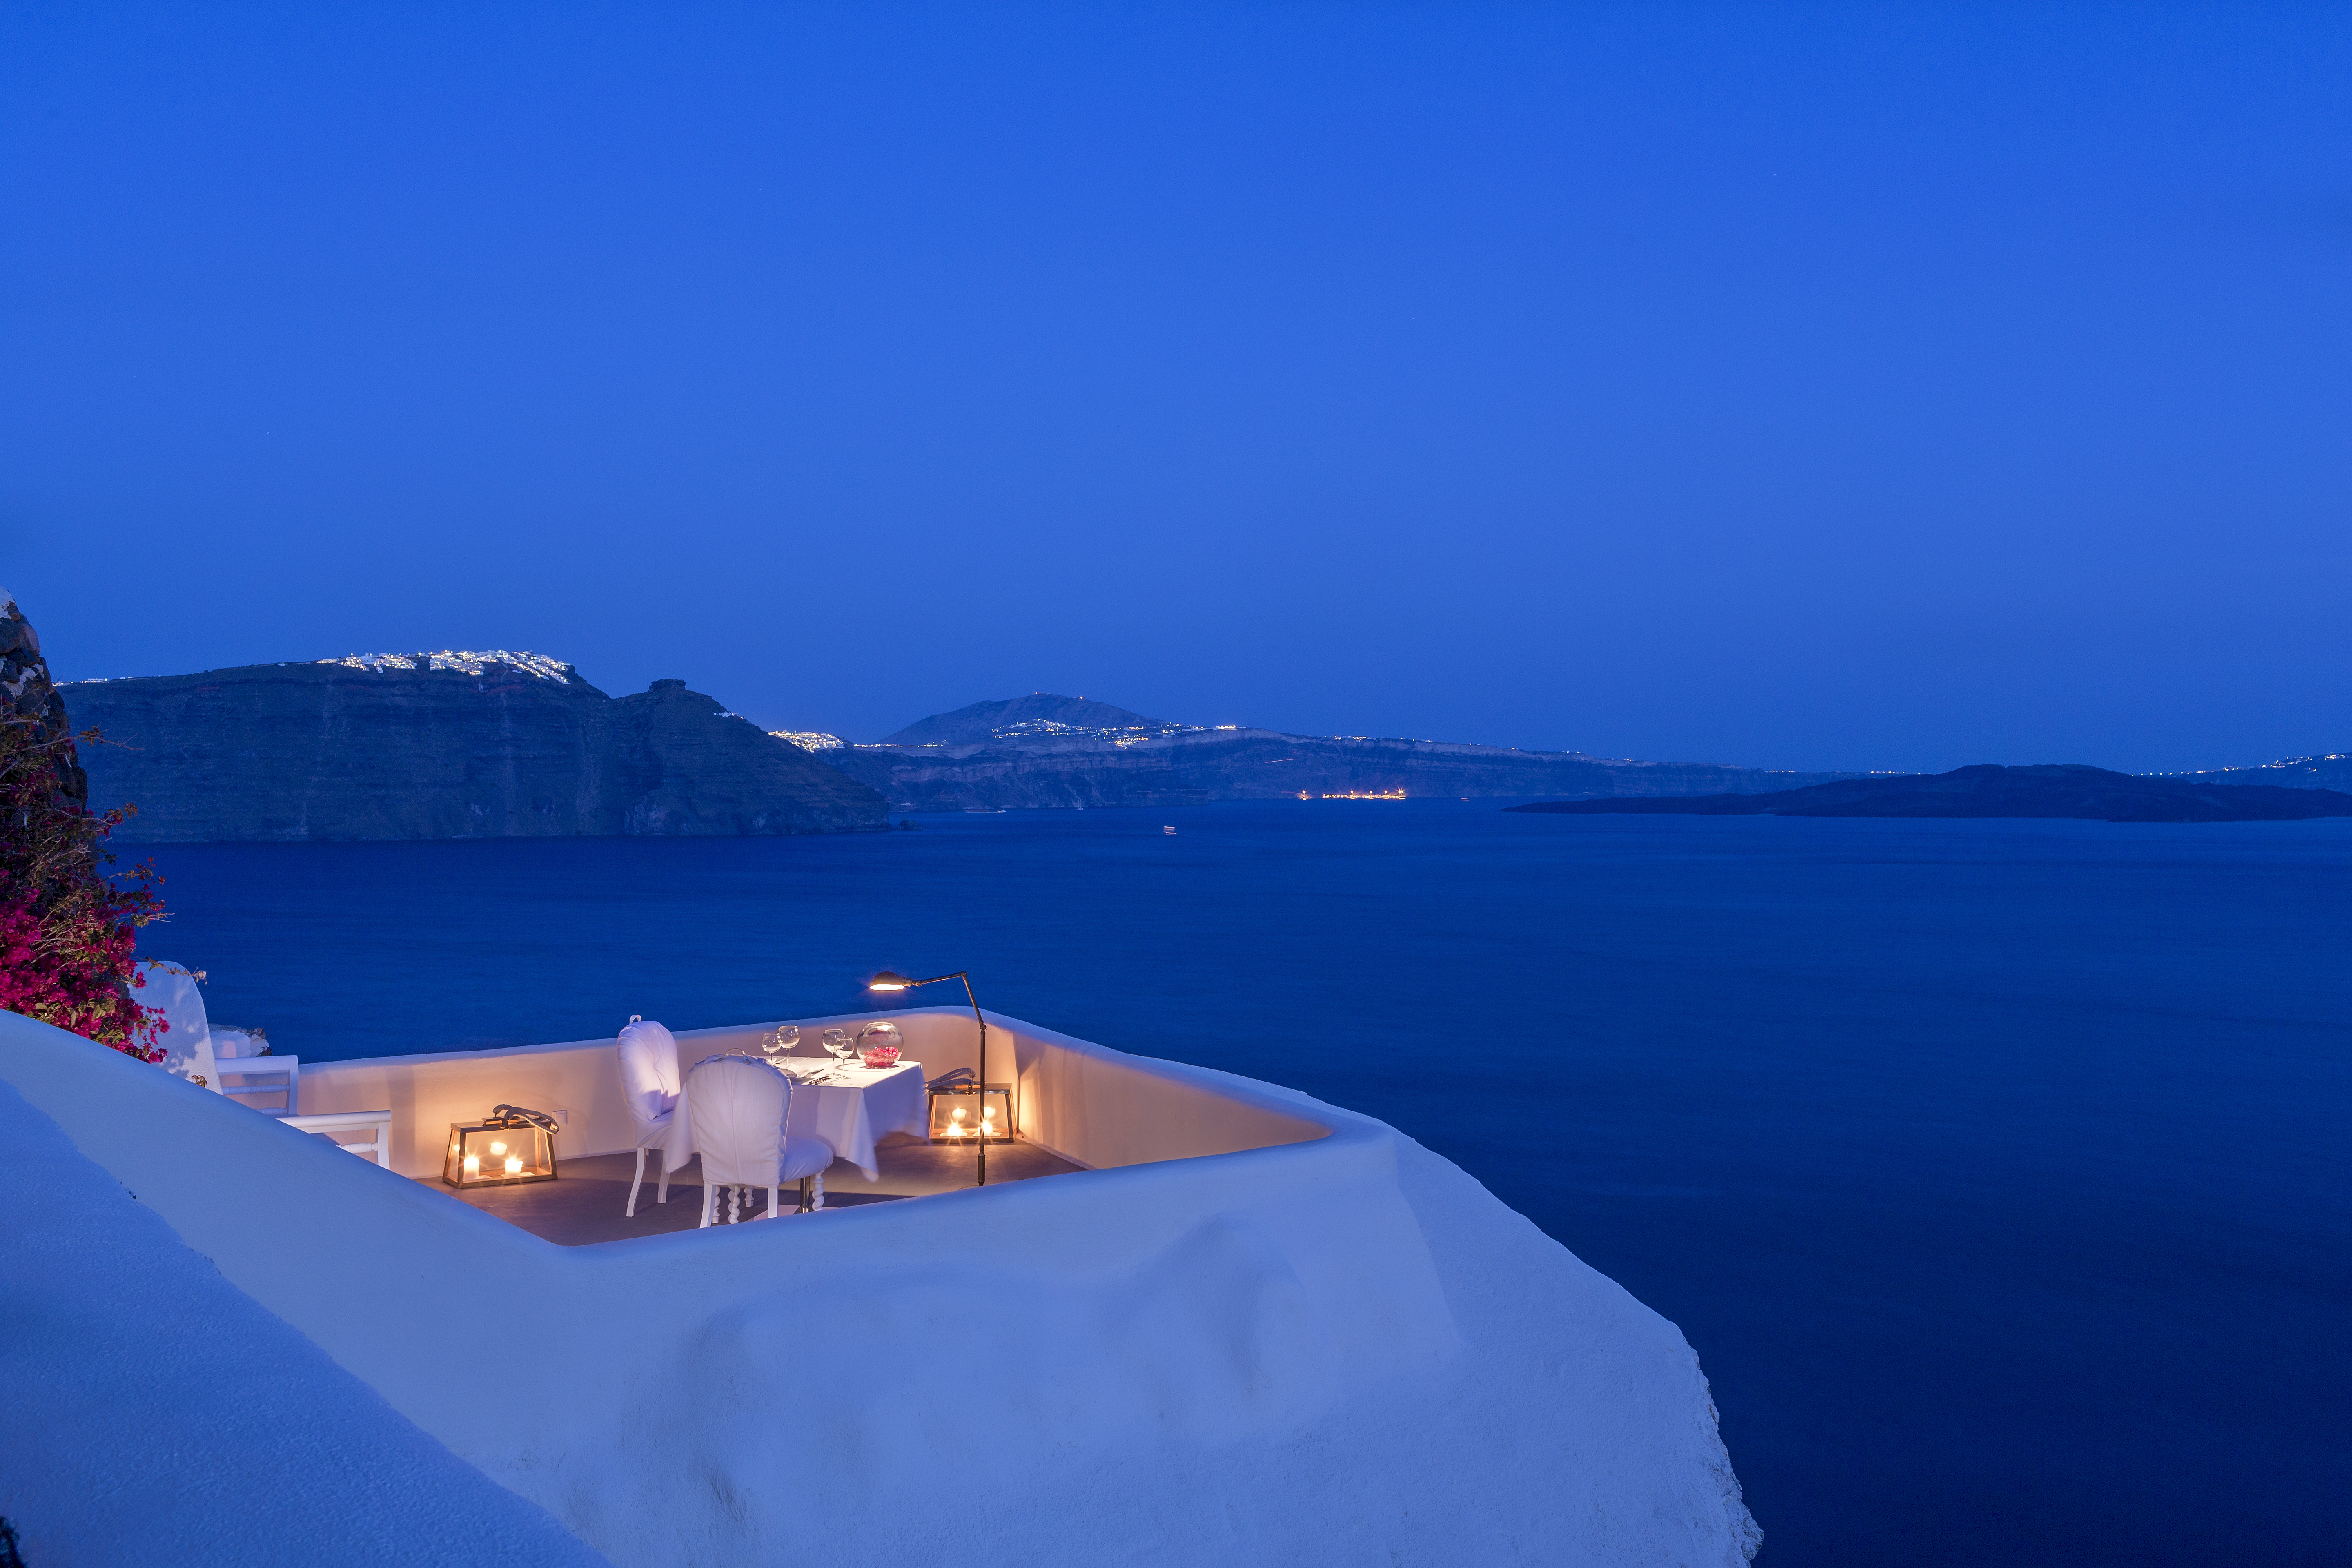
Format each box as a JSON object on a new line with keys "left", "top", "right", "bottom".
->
{"left": 0, "top": 1003, "right": 1758, "bottom": 1568}
{"left": 295, "top": 1006, "right": 1323, "bottom": 1212}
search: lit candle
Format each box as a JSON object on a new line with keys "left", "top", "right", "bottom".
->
{"left": 504, "top": 1155, "right": 523, "bottom": 1175}
{"left": 489, "top": 1140, "right": 508, "bottom": 1157}
{"left": 463, "top": 1154, "right": 480, "bottom": 1175}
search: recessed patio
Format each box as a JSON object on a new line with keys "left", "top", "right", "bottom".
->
{"left": 442, "top": 1137, "right": 1086, "bottom": 1245}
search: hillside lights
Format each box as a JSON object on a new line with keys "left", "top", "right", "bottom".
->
{"left": 868, "top": 969, "right": 1007, "bottom": 1186}
{"left": 443, "top": 1105, "right": 560, "bottom": 1188}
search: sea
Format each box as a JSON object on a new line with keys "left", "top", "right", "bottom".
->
{"left": 135, "top": 801, "right": 2352, "bottom": 1567}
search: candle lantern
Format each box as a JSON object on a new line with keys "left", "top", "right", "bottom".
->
{"left": 926, "top": 1081, "right": 1014, "bottom": 1145}
{"left": 443, "top": 1105, "right": 560, "bottom": 1188}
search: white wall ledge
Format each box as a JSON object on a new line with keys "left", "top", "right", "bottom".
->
{"left": 1, "top": 1005, "right": 1759, "bottom": 1568}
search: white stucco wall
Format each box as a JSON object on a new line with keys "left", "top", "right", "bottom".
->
{"left": 298, "top": 1006, "right": 1329, "bottom": 1178}
{"left": 0, "top": 1074, "right": 610, "bottom": 1567}
{"left": 1, "top": 1007, "right": 1759, "bottom": 1568}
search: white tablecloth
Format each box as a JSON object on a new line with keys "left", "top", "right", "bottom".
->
{"left": 667, "top": 1059, "right": 926, "bottom": 1182}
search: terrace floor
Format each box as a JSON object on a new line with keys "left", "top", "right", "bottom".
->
{"left": 437, "top": 1135, "right": 1085, "bottom": 1246}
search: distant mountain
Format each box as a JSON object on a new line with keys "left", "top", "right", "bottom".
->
{"left": 68, "top": 655, "right": 888, "bottom": 842}
{"left": 879, "top": 693, "right": 1167, "bottom": 747}
{"left": 823, "top": 693, "right": 1855, "bottom": 808}
{"left": 2166, "top": 752, "right": 2352, "bottom": 793}
{"left": 1507, "top": 764, "right": 2352, "bottom": 823}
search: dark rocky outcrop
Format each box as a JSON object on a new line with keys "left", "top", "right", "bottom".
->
{"left": 824, "top": 693, "right": 1854, "bottom": 809}
{"left": 65, "top": 659, "right": 888, "bottom": 842}
{"left": 1507, "top": 764, "right": 2352, "bottom": 823}
{"left": 1, "top": 586, "right": 87, "bottom": 808}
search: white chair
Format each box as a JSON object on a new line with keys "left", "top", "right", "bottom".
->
{"left": 617, "top": 1016, "right": 683, "bottom": 1217}
{"left": 214, "top": 1056, "right": 300, "bottom": 1114}
{"left": 140, "top": 960, "right": 392, "bottom": 1165}
{"left": 139, "top": 960, "right": 217, "bottom": 1088}
{"left": 684, "top": 1056, "right": 833, "bottom": 1225}
{"left": 277, "top": 1109, "right": 395, "bottom": 1167}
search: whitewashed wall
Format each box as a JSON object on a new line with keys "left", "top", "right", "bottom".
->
{"left": 301, "top": 1006, "right": 1328, "bottom": 1179}
{"left": 1, "top": 1007, "right": 1759, "bottom": 1568}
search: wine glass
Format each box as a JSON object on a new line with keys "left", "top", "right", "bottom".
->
{"left": 761, "top": 1025, "right": 799, "bottom": 1063}
{"left": 820, "top": 1027, "right": 854, "bottom": 1075}
{"left": 856, "top": 1021, "right": 902, "bottom": 1068}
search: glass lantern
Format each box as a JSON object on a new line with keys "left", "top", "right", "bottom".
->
{"left": 443, "top": 1109, "right": 559, "bottom": 1187}
{"left": 927, "top": 1081, "right": 1014, "bottom": 1144}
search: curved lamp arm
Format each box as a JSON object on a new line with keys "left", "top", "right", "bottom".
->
{"left": 867, "top": 969, "right": 992, "bottom": 1185}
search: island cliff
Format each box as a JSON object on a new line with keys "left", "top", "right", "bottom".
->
{"left": 820, "top": 693, "right": 1853, "bottom": 808}
{"left": 1508, "top": 763, "right": 2352, "bottom": 822}
{"left": 67, "top": 656, "right": 888, "bottom": 842}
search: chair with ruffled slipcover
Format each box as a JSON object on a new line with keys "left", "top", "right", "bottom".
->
{"left": 682, "top": 1055, "right": 834, "bottom": 1224}
{"left": 616, "top": 1016, "right": 684, "bottom": 1217}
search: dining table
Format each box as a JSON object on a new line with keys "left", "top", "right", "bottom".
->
{"left": 665, "top": 1056, "right": 927, "bottom": 1182}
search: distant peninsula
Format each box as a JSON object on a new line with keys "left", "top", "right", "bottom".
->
{"left": 75, "top": 661, "right": 2345, "bottom": 842}
{"left": 815, "top": 693, "right": 1853, "bottom": 809}
{"left": 1507, "top": 764, "right": 2352, "bottom": 823}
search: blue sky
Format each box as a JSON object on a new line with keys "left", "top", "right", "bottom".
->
{"left": 4, "top": 2, "right": 2346, "bottom": 771}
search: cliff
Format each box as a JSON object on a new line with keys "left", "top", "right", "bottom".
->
{"left": 0, "top": 585, "right": 87, "bottom": 807}
{"left": 824, "top": 693, "right": 1851, "bottom": 809}
{"left": 66, "top": 655, "right": 888, "bottom": 842}
{"left": 1508, "top": 763, "right": 2352, "bottom": 822}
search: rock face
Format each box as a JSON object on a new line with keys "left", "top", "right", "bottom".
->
{"left": 0, "top": 586, "right": 87, "bottom": 808}
{"left": 66, "top": 658, "right": 888, "bottom": 842}
{"left": 1509, "top": 763, "right": 2352, "bottom": 822}
{"left": 826, "top": 693, "right": 1852, "bottom": 809}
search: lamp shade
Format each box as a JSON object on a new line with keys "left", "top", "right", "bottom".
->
{"left": 867, "top": 971, "right": 913, "bottom": 992}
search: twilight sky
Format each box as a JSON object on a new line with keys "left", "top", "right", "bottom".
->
{"left": 3, "top": 2, "right": 2347, "bottom": 772}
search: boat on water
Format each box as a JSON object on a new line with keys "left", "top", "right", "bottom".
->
{"left": 0, "top": 992, "right": 1760, "bottom": 1566}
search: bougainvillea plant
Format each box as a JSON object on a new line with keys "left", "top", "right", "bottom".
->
{"left": 0, "top": 717, "right": 165, "bottom": 1059}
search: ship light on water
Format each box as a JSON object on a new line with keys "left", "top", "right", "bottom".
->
{"left": 1321, "top": 789, "right": 1407, "bottom": 800}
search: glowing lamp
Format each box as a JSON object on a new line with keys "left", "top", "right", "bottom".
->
{"left": 868, "top": 967, "right": 1010, "bottom": 1185}
{"left": 443, "top": 1105, "right": 560, "bottom": 1188}
{"left": 926, "top": 1080, "right": 1013, "bottom": 1145}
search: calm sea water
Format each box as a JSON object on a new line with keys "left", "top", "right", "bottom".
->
{"left": 136, "top": 802, "right": 2352, "bottom": 1566}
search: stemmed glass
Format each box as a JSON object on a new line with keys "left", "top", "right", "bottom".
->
{"left": 820, "top": 1027, "right": 855, "bottom": 1077}
{"left": 760, "top": 1025, "right": 799, "bottom": 1066}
